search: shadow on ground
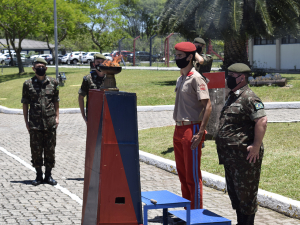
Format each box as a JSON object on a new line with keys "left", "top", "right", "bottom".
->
{"left": 161, "top": 147, "right": 174, "bottom": 155}
{"left": 152, "top": 80, "right": 176, "bottom": 86}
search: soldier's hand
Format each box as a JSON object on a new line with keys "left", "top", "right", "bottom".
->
{"left": 191, "top": 132, "right": 203, "bottom": 150}
{"left": 26, "top": 123, "right": 30, "bottom": 132}
{"left": 246, "top": 144, "right": 260, "bottom": 163}
{"left": 55, "top": 117, "right": 59, "bottom": 128}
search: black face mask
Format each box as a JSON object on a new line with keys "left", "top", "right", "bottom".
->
{"left": 175, "top": 56, "right": 190, "bottom": 69}
{"left": 196, "top": 46, "right": 202, "bottom": 54}
{"left": 95, "top": 64, "right": 101, "bottom": 72}
{"left": 35, "top": 67, "right": 46, "bottom": 76}
{"left": 226, "top": 75, "right": 242, "bottom": 90}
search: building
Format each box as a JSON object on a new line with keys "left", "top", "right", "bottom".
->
{"left": 0, "top": 39, "right": 55, "bottom": 55}
{"left": 248, "top": 35, "right": 300, "bottom": 70}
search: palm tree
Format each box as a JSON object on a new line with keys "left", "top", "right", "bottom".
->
{"left": 159, "top": 0, "right": 300, "bottom": 69}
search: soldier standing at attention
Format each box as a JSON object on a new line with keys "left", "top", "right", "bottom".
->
{"left": 78, "top": 53, "right": 106, "bottom": 124}
{"left": 215, "top": 63, "right": 267, "bottom": 225}
{"left": 193, "top": 37, "right": 213, "bottom": 75}
{"left": 22, "top": 57, "right": 60, "bottom": 186}
{"left": 173, "top": 42, "right": 212, "bottom": 209}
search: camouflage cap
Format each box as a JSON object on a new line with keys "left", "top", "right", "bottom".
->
{"left": 34, "top": 57, "right": 47, "bottom": 65}
{"left": 94, "top": 53, "right": 106, "bottom": 60}
{"left": 194, "top": 37, "right": 206, "bottom": 45}
{"left": 228, "top": 63, "right": 251, "bottom": 73}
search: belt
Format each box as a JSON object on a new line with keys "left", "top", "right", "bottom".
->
{"left": 176, "top": 121, "right": 201, "bottom": 126}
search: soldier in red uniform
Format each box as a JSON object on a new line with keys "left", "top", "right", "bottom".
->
{"left": 173, "top": 42, "right": 212, "bottom": 209}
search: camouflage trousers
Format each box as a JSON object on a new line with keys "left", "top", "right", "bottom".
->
{"left": 29, "top": 129, "right": 56, "bottom": 168}
{"left": 224, "top": 159, "right": 262, "bottom": 215}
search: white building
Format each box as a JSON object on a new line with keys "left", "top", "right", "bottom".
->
{"left": 0, "top": 39, "right": 55, "bottom": 55}
{"left": 248, "top": 35, "right": 300, "bottom": 70}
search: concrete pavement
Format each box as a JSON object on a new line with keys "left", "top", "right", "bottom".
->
{"left": 1, "top": 111, "right": 300, "bottom": 224}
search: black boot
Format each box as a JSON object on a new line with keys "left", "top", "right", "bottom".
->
{"left": 32, "top": 167, "right": 43, "bottom": 186}
{"left": 44, "top": 167, "right": 57, "bottom": 185}
{"left": 243, "top": 213, "right": 255, "bottom": 225}
{"left": 236, "top": 210, "right": 242, "bottom": 225}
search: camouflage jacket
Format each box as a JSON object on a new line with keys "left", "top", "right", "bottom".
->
{"left": 78, "top": 71, "right": 104, "bottom": 116}
{"left": 21, "top": 76, "right": 60, "bottom": 130}
{"left": 215, "top": 85, "right": 266, "bottom": 165}
{"left": 194, "top": 54, "right": 213, "bottom": 74}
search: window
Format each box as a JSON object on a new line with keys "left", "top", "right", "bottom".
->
{"left": 254, "top": 37, "right": 275, "bottom": 45}
{"left": 282, "top": 35, "right": 299, "bottom": 44}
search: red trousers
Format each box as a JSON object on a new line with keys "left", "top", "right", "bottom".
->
{"left": 173, "top": 123, "right": 206, "bottom": 209}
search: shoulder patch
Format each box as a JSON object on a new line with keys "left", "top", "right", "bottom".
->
{"left": 255, "top": 102, "right": 264, "bottom": 110}
{"left": 199, "top": 83, "right": 206, "bottom": 91}
{"left": 56, "top": 85, "right": 59, "bottom": 91}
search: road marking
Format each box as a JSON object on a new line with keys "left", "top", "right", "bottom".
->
{"left": 0, "top": 146, "right": 83, "bottom": 206}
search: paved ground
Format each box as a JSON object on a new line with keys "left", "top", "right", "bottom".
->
{"left": 1, "top": 110, "right": 300, "bottom": 224}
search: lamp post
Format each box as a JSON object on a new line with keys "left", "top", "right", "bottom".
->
{"left": 54, "top": 0, "right": 59, "bottom": 80}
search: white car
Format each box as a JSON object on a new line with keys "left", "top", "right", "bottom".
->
{"left": 30, "top": 54, "right": 40, "bottom": 60}
{"left": 69, "top": 51, "right": 86, "bottom": 64}
{"left": 4, "top": 53, "right": 26, "bottom": 65}
{"left": 102, "top": 52, "right": 113, "bottom": 61}
{"left": 61, "top": 53, "right": 71, "bottom": 64}
{"left": 82, "top": 52, "right": 100, "bottom": 63}
{"left": 0, "top": 53, "right": 9, "bottom": 64}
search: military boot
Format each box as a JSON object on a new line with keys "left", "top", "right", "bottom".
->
{"left": 44, "top": 167, "right": 57, "bottom": 185}
{"left": 236, "top": 210, "right": 242, "bottom": 225}
{"left": 243, "top": 213, "right": 255, "bottom": 225}
{"left": 32, "top": 167, "right": 43, "bottom": 186}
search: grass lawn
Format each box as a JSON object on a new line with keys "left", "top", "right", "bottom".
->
{"left": 138, "top": 123, "right": 300, "bottom": 201}
{"left": 0, "top": 67, "right": 300, "bottom": 109}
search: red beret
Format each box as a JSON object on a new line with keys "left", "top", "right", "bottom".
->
{"left": 175, "top": 42, "right": 196, "bottom": 52}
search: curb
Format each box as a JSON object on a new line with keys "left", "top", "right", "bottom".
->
{"left": 139, "top": 150, "right": 300, "bottom": 219}
{"left": 2, "top": 102, "right": 300, "bottom": 115}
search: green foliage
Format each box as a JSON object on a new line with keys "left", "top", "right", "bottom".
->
{"left": 119, "top": 0, "right": 167, "bottom": 38}
{"left": 159, "top": 0, "right": 300, "bottom": 40}
{"left": 0, "top": 0, "right": 50, "bottom": 73}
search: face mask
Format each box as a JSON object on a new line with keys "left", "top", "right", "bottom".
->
{"left": 35, "top": 67, "right": 46, "bottom": 76}
{"left": 226, "top": 75, "right": 241, "bottom": 90}
{"left": 175, "top": 56, "right": 190, "bottom": 69}
{"left": 196, "top": 46, "right": 202, "bottom": 54}
{"left": 95, "top": 64, "right": 101, "bottom": 72}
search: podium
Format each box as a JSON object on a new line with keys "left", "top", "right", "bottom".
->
{"left": 81, "top": 90, "right": 143, "bottom": 225}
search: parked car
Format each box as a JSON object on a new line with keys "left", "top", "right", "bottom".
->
{"left": 134, "top": 51, "right": 159, "bottom": 61}
{"left": 61, "top": 53, "right": 71, "bottom": 64}
{"left": 0, "top": 53, "right": 9, "bottom": 64}
{"left": 102, "top": 52, "right": 113, "bottom": 61}
{"left": 30, "top": 54, "right": 40, "bottom": 60}
{"left": 82, "top": 52, "right": 100, "bottom": 63}
{"left": 44, "top": 54, "right": 62, "bottom": 65}
{"left": 4, "top": 53, "right": 26, "bottom": 66}
{"left": 112, "top": 50, "right": 133, "bottom": 62}
{"left": 69, "top": 51, "right": 86, "bottom": 64}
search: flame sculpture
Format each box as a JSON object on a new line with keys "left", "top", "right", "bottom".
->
{"left": 102, "top": 55, "right": 122, "bottom": 67}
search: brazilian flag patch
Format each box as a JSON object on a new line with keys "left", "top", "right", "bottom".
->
{"left": 255, "top": 102, "right": 264, "bottom": 110}
{"left": 56, "top": 86, "right": 59, "bottom": 91}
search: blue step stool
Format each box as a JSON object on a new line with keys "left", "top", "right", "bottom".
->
{"left": 142, "top": 190, "right": 191, "bottom": 225}
{"left": 170, "top": 209, "right": 231, "bottom": 225}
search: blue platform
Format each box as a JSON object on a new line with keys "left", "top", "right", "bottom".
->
{"left": 169, "top": 209, "right": 231, "bottom": 225}
{"left": 142, "top": 190, "right": 191, "bottom": 225}
{"left": 142, "top": 190, "right": 231, "bottom": 225}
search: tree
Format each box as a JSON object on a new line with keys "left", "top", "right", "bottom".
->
{"left": 73, "top": 0, "right": 127, "bottom": 53}
{"left": 0, "top": 0, "right": 49, "bottom": 73}
{"left": 159, "top": 0, "right": 300, "bottom": 69}
{"left": 119, "top": 0, "right": 166, "bottom": 38}
{"left": 43, "top": 0, "right": 89, "bottom": 62}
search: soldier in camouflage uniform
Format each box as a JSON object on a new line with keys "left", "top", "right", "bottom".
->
{"left": 78, "top": 53, "right": 106, "bottom": 124}
{"left": 215, "top": 63, "right": 267, "bottom": 225}
{"left": 193, "top": 37, "right": 213, "bottom": 75}
{"left": 22, "top": 57, "right": 60, "bottom": 186}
